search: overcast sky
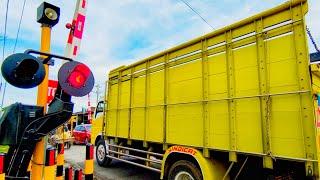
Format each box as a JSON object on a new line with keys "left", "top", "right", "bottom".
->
{"left": 0, "top": 0, "right": 319, "bottom": 111}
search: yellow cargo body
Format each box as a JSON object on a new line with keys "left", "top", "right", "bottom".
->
{"left": 105, "top": 0, "right": 318, "bottom": 176}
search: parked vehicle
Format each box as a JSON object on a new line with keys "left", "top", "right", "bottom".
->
{"left": 73, "top": 124, "right": 91, "bottom": 144}
{"left": 48, "top": 125, "right": 73, "bottom": 149}
{"left": 92, "top": 0, "right": 320, "bottom": 179}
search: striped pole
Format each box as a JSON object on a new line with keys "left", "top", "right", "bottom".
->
{"left": 74, "top": 169, "right": 82, "bottom": 180}
{"left": 87, "top": 93, "right": 92, "bottom": 124}
{"left": 0, "top": 154, "right": 5, "bottom": 180}
{"left": 65, "top": 166, "right": 73, "bottom": 180}
{"left": 56, "top": 143, "right": 65, "bottom": 180}
{"left": 44, "top": 148, "right": 56, "bottom": 180}
{"left": 84, "top": 144, "right": 94, "bottom": 180}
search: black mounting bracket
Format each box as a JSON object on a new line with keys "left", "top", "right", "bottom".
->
{"left": 24, "top": 49, "right": 74, "bottom": 66}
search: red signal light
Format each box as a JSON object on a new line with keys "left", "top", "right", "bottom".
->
{"left": 58, "top": 61, "right": 94, "bottom": 97}
{"left": 67, "top": 64, "right": 90, "bottom": 88}
{"left": 68, "top": 71, "right": 85, "bottom": 88}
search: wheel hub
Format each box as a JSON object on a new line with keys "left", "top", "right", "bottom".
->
{"left": 97, "top": 144, "right": 106, "bottom": 161}
{"left": 174, "top": 171, "right": 194, "bottom": 180}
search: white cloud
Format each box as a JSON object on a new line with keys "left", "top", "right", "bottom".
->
{"left": 307, "top": 0, "right": 320, "bottom": 52}
{"left": 0, "top": 0, "right": 319, "bottom": 111}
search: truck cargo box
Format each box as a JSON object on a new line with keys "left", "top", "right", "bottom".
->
{"left": 105, "top": 0, "right": 317, "bottom": 168}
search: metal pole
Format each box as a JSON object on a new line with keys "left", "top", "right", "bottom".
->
{"left": 95, "top": 84, "right": 101, "bottom": 105}
{"left": 31, "top": 24, "right": 51, "bottom": 180}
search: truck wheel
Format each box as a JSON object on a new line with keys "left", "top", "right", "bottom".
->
{"left": 66, "top": 142, "right": 71, "bottom": 149}
{"left": 168, "top": 160, "right": 202, "bottom": 180}
{"left": 263, "top": 169, "right": 275, "bottom": 180}
{"left": 96, "top": 139, "right": 112, "bottom": 167}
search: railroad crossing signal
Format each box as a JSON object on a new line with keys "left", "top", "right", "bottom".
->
{"left": 1, "top": 53, "right": 46, "bottom": 89}
{"left": 37, "top": 2, "right": 60, "bottom": 27}
{"left": 1, "top": 51, "right": 94, "bottom": 97}
{"left": 0, "top": 50, "right": 94, "bottom": 178}
{"left": 58, "top": 61, "right": 94, "bottom": 97}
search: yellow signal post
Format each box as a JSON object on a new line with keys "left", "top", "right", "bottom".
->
{"left": 31, "top": 24, "right": 51, "bottom": 180}
{"left": 32, "top": 2, "right": 60, "bottom": 179}
{"left": 43, "top": 148, "right": 56, "bottom": 180}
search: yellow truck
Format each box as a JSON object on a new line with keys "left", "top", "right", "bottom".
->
{"left": 91, "top": 0, "right": 320, "bottom": 179}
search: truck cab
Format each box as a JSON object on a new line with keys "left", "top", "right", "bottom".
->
{"left": 91, "top": 101, "right": 105, "bottom": 146}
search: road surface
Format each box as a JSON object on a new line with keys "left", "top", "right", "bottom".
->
{"left": 64, "top": 144, "right": 160, "bottom": 180}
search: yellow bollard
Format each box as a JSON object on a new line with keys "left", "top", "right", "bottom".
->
{"left": 74, "top": 169, "right": 82, "bottom": 180}
{"left": 0, "top": 154, "right": 5, "bottom": 180}
{"left": 56, "top": 143, "right": 64, "bottom": 180}
{"left": 43, "top": 148, "right": 56, "bottom": 180}
{"left": 84, "top": 144, "right": 94, "bottom": 180}
{"left": 65, "top": 166, "right": 73, "bottom": 180}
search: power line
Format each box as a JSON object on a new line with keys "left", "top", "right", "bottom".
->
{"left": 1, "top": 82, "right": 6, "bottom": 108}
{"left": 179, "top": 0, "right": 214, "bottom": 30}
{"left": 1, "top": 0, "right": 27, "bottom": 108}
{"left": 1, "top": 0, "right": 10, "bottom": 95}
{"left": 2, "top": 0, "right": 10, "bottom": 61}
{"left": 13, "top": 0, "right": 27, "bottom": 53}
{"left": 0, "top": 35, "right": 8, "bottom": 41}
{"left": 93, "top": 84, "right": 101, "bottom": 105}
{"left": 307, "top": 27, "right": 320, "bottom": 53}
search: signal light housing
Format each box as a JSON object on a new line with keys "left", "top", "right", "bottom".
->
{"left": 37, "top": 2, "right": 60, "bottom": 27}
{"left": 58, "top": 61, "right": 94, "bottom": 97}
{"left": 1, "top": 53, "right": 46, "bottom": 89}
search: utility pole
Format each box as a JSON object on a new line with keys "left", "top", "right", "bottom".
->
{"left": 94, "top": 84, "right": 101, "bottom": 105}
{"left": 32, "top": 3, "right": 60, "bottom": 179}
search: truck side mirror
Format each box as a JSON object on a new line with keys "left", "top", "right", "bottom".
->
{"left": 95, "top": 101, "right": 104, "bottom": 118}
{"left": 96, "top": 106, "right": 103, "bottom": 113}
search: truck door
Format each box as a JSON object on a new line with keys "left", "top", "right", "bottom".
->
{"left": 91, "top": 101, "right": 105, "bottom": 144}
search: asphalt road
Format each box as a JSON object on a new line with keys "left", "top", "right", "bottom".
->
{"left": 64, "top": 144, "right": 160, "bottom": 180}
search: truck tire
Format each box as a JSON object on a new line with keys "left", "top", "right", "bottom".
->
{"left": 168, "top": 160, "right": 202, "bottom": 180}
{"left": 67, "top": 142, "right": 71, "bottom": 149}
{"left": 263, "top": 169, "right": 275, "bottom": 180}
{"left": 96, "top": 139, "right": 112, "bottom": 167}
{"left": 64, "top": 142, "right": 71, "bottom": 149}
